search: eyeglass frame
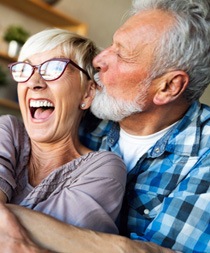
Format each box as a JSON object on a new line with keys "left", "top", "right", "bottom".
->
{"left": 8, "top": 57, "right": 91, "bottom": 83}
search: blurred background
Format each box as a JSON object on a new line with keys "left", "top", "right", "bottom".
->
{"left": 0, "top": 0, "right": 131, "bottom": 116}
{"left": 0, "top": 0, "right": 132, "bottom": 51}
{"left": 0, "top": 0, "right": 209, "bottom": 117}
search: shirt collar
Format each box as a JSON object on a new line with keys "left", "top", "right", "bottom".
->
{"left": 106, "top": 101, "right": 202, "bottom": 157}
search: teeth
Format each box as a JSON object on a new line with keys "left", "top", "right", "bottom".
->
{"left": 30, "top": 100, "right": 54, "bottom": 108}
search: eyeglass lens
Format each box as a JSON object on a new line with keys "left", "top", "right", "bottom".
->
{"left": 41, "top": 60, "right": 67, "bottom": 80}
{"left": 10, "top": 60, "right": 69, "bottom": 82}
{"left": 11, "top": 63, "right": 33, "bottom": 82}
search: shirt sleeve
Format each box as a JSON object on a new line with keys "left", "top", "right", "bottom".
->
{"left": 0, "top": 115, "right": 27, "bottom": 200}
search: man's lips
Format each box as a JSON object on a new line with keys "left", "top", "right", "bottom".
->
{"left": 29, "top": 99, "right": 55, "bottom": 120}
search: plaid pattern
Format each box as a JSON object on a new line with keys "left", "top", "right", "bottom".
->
{"left": 79, "top": 101, "right": 210, "bottom": 253}
{"left": 79, "top": 118, "right": 112, "bottom": 151}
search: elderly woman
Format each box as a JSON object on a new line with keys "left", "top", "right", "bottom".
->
{"left": 0, "top": 28, "right": 126, "bottom": 234}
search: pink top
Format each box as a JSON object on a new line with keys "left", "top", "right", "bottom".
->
{"left": 0, "top": 115, "right": 126, "bottom": 234}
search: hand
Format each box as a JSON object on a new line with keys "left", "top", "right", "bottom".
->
{"left": 0, "top": 203, "right": 51, "bottom": 253}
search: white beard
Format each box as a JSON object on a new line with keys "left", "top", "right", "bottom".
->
{"left": 91, "top": 73, "right": 145, "bottom": 122}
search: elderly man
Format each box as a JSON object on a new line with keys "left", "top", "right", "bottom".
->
{"left": 0, "top": 0, "right": 210, "bottom": 252}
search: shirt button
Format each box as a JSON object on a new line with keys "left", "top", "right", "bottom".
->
{"left": 144, "top": 209, "right": 150, "bottom": 215}
{"left": 155, "top": 147, "right": 160, "bottom": 153}
{"left": 109, "top": 138, "right": 114, "bottom": 144}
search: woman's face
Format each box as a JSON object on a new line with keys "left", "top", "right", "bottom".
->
{"left": 18, "top": 47, "right": 93, "bottom": 143}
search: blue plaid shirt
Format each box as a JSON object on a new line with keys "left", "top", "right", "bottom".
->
{"left": 79, "top": 101, "right": 210, "bottom": 253}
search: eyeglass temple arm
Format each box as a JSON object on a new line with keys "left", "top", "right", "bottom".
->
{"left": 69, "top": 60, "right": 90, "bottom": 79}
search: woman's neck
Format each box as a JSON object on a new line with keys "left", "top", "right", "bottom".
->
{"left": 28, "top": 138, "right": 91, "bottom": 186}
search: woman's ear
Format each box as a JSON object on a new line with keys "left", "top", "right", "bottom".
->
{"left": 80, "top": 80, "right": 96, "bottom": 110}
{"left": 153, "top": 71, "right": 189, "bottom": 105}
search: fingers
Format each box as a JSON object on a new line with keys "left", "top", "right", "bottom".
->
{"left": 0, "top": 203, "right": 52, "bottom": 252}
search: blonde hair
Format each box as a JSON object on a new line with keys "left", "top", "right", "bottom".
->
{"left": 18, "top": 28, "right": 100, "bottom": 80}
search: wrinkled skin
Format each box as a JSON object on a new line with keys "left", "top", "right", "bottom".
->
{"left": 0, "top": 203, "right": 175, "bottom": 253}
{"left": 0, "top": 203, "right": 52, "bottom": 253}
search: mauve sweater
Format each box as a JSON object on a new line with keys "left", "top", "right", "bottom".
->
{"left": 0, "top": 115, "right": 126, "bottom": 234}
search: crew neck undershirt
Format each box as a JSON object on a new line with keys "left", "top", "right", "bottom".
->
{"left": 119, "top": 122, "right": 177, "bottom": 172}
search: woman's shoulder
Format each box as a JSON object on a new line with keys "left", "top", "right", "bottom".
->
{"left": 0, "top": 114, "right": 29, "bottom": 147}
{"left": 84, "top": 150, "right": 125, "bottom": 168}
{"left": 0, "top": 114, "right": 24, "bottom": 129}
{"left": 80, "top": 150, "right": 127, "bottom": 184}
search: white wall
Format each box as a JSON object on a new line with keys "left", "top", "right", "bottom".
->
{"left": 201, "top": 87, "right": 209, "bottom": 105}
{"left": 56, "top": 0, "right": 132, "bottom": 48}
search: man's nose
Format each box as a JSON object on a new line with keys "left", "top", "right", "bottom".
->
{"left": 93, "top": 50, "right": 108, "bottom": 72}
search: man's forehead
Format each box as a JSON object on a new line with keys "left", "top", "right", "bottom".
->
{"left": 119, "top": 9, "right": 173, "bottom": 36}
{"left": 113, "top": 10, "right": 170, "bottom": 49}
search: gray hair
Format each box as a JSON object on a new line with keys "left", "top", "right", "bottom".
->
{"left": 18, "top": 28, "right": 100, "bottom": 80}
{"left": 131, "top": 0, "right": 210, "bottom": 103}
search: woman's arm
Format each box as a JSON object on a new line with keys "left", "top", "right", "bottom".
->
{"left": 4, "top": 204, "right": 175, "bottom": 253}
{"left": 0, "top": 115, "right": 27, "bottom": 201}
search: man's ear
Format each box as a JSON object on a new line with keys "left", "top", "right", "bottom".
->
{"left": 153, "top": 71, "right": 189, "bottom": 105}
{"left": 80, "top": 80, "right": 96, "bottom": 110}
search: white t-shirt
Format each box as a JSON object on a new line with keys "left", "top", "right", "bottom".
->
{"left": 119, "top": 123, "right": 177, "bottom": 172}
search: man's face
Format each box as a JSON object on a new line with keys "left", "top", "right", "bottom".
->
{"left": 91, "top": 10, "right": 172, "bottom": 121}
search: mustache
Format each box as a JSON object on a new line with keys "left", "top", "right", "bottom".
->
{"left": 94, "top": 72, "right": 104, "bottom": 87}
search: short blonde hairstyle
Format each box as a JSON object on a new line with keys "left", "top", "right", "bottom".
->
{"left": 18, "top": 28, "right": 100, "bottom": 80}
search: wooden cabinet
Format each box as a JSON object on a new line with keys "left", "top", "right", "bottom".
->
{"left": 0, "top": 0, "right": 87, "bottom": 35}
{"left": 0, "top": 51, "right": 16, "bottom": 62}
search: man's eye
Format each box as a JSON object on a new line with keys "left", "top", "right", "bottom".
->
{"left": 116, "top": 52, "right": 123, "bottom": 59}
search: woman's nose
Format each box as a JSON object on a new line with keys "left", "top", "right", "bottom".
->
{"left": 93, "top": 49, "right": 108, "bottom": 72}
{"left": 26, "top": 71, "right": 47, "bottom": 90}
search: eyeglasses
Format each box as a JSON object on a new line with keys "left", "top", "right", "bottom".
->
{"left": 8, "top": 58, "right": 90, "bottom": 83}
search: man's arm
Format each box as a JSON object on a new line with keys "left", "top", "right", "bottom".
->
{"left": 0, "top": 203, "right": 52, "bottom": 253}
{"left": 1, "top": 203, "right": 175, "bottom": 253}
{"left": 0, "top": 190, "right": 7, "bottom": 202}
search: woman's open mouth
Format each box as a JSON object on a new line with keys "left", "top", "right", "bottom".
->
{"left": 29, "top": 99, "right": 55, "bottom": 120}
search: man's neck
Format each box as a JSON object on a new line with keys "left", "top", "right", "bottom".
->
{"left": 119, "top": 102, "right": 190, "bottom": 136}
